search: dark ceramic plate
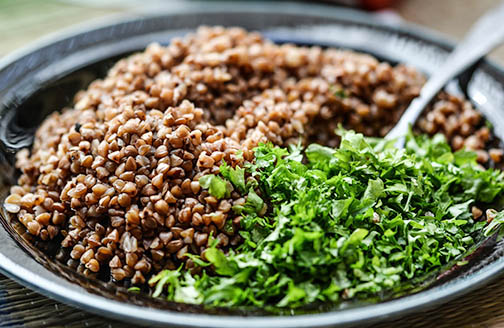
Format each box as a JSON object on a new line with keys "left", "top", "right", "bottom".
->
{"left": 2, "top": 2, "right": 504, "bottom": 327}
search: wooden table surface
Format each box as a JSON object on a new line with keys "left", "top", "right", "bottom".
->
{"left": 2, "top": 0, "right": 504, "bottom": 327}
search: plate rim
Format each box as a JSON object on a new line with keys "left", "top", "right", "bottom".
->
{"left": 1, "top": 2, "right": 504, "bottom": 327}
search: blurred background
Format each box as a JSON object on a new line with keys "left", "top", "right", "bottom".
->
{"left": 1, "top": 0, "right": 504, "bottom": 63}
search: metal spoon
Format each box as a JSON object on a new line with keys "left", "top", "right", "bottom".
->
{"left": 386, "top": 1, "right": 504, "bottom": 148}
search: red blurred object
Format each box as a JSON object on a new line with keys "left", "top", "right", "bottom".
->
{"left": 361, "top": 0, "right": 398, "bottom": 10}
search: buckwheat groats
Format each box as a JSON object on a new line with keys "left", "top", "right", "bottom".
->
{"left": 4, "top": 26, "right": 501, "bottom": 286}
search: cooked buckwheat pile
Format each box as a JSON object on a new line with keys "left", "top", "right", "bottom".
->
{"left": 4, "top": 26, "right": 501, "bottom": 285}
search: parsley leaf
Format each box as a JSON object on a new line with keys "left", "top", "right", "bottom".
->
{"left": 220, "top": 162, "right": 246, "bottom": 193}
{"left": 199, "top": 174, "right": 231, "bottom": 199}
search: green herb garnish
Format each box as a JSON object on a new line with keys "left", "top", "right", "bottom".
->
{"left": 155, "top": 130, "right": 504, "bottom": 308}
{"left": 220, "top": 162, "right": 246, "bottom": 193}
{"left": 127, "top": 287, "right": 141, "bottom": 293}
{"left": 331, "top": 85, "right": 348, "bottom": 98}
{"left": 199, "top": 174, "right": 232, "bottom": 199}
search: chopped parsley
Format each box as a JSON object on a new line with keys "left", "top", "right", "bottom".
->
{"left": 127, "top": 286, "right": 141, "bottom": 293}
{"left": 153, "top": 130, "right": 504, "bottom": 309}
{"left": 330, "top": 85, "right": 348, "bottom": 98}
{"left": 199, "top": 174, "right": 232, "bottom": 199}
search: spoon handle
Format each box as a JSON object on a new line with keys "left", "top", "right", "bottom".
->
{"left": 386, "top": 1, "right": 504, "bottom": 147}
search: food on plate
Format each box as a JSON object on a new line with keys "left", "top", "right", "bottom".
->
{"left": 3, "top": 27, "right": 504, "bottom": 309}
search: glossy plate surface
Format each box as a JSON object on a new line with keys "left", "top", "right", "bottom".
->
{"left": 2, "top": 2, "right": 504, "bottom": 327}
